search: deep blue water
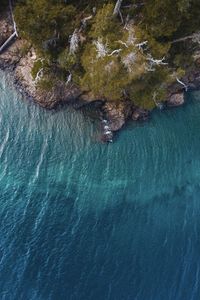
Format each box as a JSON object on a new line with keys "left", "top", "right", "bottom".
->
{"left": 0, "top": 71, "right": 200, "bottom": 300}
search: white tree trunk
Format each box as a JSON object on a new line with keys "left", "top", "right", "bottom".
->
{"left": 113, "top": 0, "right": 123, "bottom": 16}
{"left": 0, "top": 32, "right": 17, "bottom": 53}
{"left": 9, "top": 0, "right": 18, "bottom": 36}
{"left": 0, "top": 0, "right": 18, "bottom": 53}
{"left": 176, "top": 77, "right": 188, "bottom": 91}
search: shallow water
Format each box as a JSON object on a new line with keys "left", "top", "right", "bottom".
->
{"left": 0, "top": 71, "right": 200, "bottom": 299}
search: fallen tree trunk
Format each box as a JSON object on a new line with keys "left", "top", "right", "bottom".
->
{"left": 172, "top": 32, "right": 200, "bottom": 44}
{"left": 0, "top": 32, "right": 17, "bottom": 53}
{"left": 0, "top": 0, "right": 18, "bottom": 53}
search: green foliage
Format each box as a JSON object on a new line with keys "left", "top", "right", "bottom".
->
{"left": 31, "top": 60, "right": 43, "bottom": 80}
{"left": 128, "top": 69, "right": 170, "bottom": 109}
{"left": 90, "top": 4, "right": 119, "bottom": 40}
{"left": 57, "top": 49, "right": 76, "bottom": 71}
{"left": 18, "top": 42, "right": 31, "bottom": 57}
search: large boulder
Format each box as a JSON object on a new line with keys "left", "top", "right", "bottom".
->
{"left": 36, "top": 82, "right": 82, "bottom": 109}
{"left": 132, "top": 107, "right": 149, "bottom": 121}
{"left": 167, "top": 92, "right": 184, "bottom": 107}
{"left": 103, "top": 101, "right": 132, "bottom": 131}
{"left": 14, "top": 48, "right": 82, "bottom": 108}
{"left": 0, "top": 13, "right": 13, "bottom": 46}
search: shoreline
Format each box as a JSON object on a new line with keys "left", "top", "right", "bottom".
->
{"left": 1, "top": 11, "right": 200, "bottom": 142}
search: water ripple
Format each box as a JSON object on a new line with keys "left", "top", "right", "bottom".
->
{"left": 0, "top": 71, "right": 200, "bottom": 299}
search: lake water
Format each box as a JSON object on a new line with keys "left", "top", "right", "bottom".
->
{"left": 0, "top": 71, "right": 200, "bottom": 299}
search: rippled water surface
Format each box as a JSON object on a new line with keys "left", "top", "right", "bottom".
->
{"left": 0, "top": 71, "right": 200, "bottom": 300}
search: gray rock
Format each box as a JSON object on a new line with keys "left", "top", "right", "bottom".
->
{"left": 132, "top": 107, "right": 149, "bottom": 121}
{"left": 103, "top": 101, "right": 132, "bottom": 131}
{"left": 167, "top": 93, "right": 184, "bottom": 107}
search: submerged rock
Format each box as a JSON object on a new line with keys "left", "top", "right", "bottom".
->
{"left": 0, "top": 43, "right": 83, "bottom": 109}
{"left": 100, "top": 119, "right": 113, "bottom": 143}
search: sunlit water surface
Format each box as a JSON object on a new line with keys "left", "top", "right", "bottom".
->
{"left": 0, "top": 71, "right": 200, "bottom": 300}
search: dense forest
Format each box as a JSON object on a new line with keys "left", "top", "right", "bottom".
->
{"left": 2, "top": 0, "right": 200, "bottom": 109}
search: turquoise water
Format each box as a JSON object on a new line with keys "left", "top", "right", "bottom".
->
{"left": 0, "top": 70, "right": 200, "bottom": 299}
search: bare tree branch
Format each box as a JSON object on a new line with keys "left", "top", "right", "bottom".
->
{"left": 146, "top": 54, "right": 168, "bottom": 65}
{"left": 34, "top": 68, "right": 43, "bottom": 84}
{"left": 108, "top": 49, "right": 122, "bottom": 56}
{"left": 0, "top": 0, "right": 18, "bottom": 53}
{"left": 113, "top": 0, "right": 123, "bottom": 16}
{"left": 94, "top": 39, "right": 109, "bottom": 58}
{"left": 176, "top": 77, "right": 188, "bottom": 91}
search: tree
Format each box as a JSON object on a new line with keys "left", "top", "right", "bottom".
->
{"left": 9, "top": 0, "right": 200, "bottom": 109}
{"left": 14, "top": 0, "right": 77, "bottom": 52}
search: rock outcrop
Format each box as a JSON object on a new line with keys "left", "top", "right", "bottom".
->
{"left": 103, "top": 101, "right": 132, "bottom": 131}
{"left": 1, "top": 10, "right": 200, "bottom": 141}
{"left": 167, "top": 92, "right": 185, "bottom": 107}
{"left": 14, "top": 49, "right": 83, "bottom": 108}
{"left": 0, "top": 11, "right": 84, "bottom": 109}
{"left": 102, "top": 102, "right": 149, "bottom": 133}
{"left": 0, "top": 41, "right": 83, "bottom": 108}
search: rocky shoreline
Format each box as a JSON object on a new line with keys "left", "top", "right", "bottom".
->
{"left": 1, "top": 11, "right": 200, "bottom": 142}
